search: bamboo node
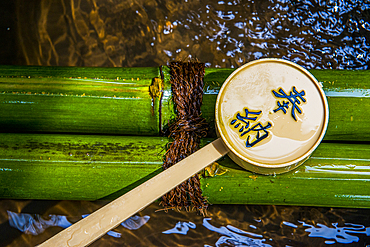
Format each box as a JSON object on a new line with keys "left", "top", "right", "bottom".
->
{"left": 149, "top": 77, "right": 164, "bottom": 116}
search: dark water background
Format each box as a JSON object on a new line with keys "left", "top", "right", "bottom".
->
{"left": 0, "top": 0, "right": 370, "bottom": 246}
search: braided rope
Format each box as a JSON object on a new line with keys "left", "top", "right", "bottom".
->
{"left": 160, "top": 61, "right": 209, "bottom": 214}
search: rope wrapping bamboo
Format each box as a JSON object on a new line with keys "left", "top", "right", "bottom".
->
{"left": 160, "top": 61, "right": 209, "bottom": 214}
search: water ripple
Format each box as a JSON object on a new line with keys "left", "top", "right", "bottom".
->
{"left": 16, "top": 0, "right": 370, "bottom": 70}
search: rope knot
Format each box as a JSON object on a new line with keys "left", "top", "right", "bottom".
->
{"left": 169, "top": 116, "right": 208, "bottom": 139}
{"left": 161, "top": 61, "right": 209, "bottom": 214}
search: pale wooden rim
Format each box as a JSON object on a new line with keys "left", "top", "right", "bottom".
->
{"left": 215, "top": 58, "right": 329, "bottom": 169}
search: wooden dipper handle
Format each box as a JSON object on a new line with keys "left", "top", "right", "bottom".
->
{"left": 38, "top": 138, "right": 228, "bottom": 247}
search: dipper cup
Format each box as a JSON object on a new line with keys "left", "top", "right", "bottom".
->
{"left": 216, "top": 58, "right": 328, "bottom": 174}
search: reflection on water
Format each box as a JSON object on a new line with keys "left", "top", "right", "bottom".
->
{"left": 162, "top": 221, "right": 196, "bottom": 235}
{"left": 1, "top": 0, "right": 370, "bottom": 246}
{"left": 202, "top": 218, "right": 272, "bottom": 246}
{"left": 2, "top": 201, "right": 370, "bottom": 246}
{"left": 8, "top": 211, "right": 72, "bottom": 235}
{"left": 16, "top": 0, "right": 370, "bottom": 69}
{"left": 298, "top": 221, "right": 370, "bottom": 245}
{"left": 8, "top": 211, "right": 150, "bottom": 239}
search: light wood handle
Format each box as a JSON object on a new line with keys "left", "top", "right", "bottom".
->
{"left": 38, "top": 138, "right": 229, "bottom": 247}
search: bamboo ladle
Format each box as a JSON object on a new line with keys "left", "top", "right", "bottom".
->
{"left": 38, "top": 59, "right": 328, "bottom": 246}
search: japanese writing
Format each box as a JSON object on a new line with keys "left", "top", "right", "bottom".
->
{"left": 230, "top": 108, "right": 272, "bottom": 148}
{"left": 272, "top": 86, "right": 306, "bottom": 121}
{"left": 229, "top": 86, "right": 306, "bottom": 149}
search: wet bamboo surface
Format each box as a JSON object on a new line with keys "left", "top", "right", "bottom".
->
{"left": 0, "top": 66, "right": 370, "bottom": 207}
{"left": 0, "top": 66, "right": 369, "bottom": 141}
{"left": 0, "top": 133, "right": 370, "bottom": 208}
{"left": 0, "top": 66, "right": 173, "bottom": 135}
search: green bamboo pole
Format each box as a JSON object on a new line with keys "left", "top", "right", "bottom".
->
{"left": 1, "top": 133, "right": 370, "bottom": 208}
{"left": 0, "top": 133, "right": 165, "bottom": 200}
{"left": 1, "top": 65, "right": 369, "bottom": 141}
{"left": 0, "top": 65, "right": 174, "bottom": 135}
{"left": 202, "top": 145, "right": 370, "bottom": 208}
